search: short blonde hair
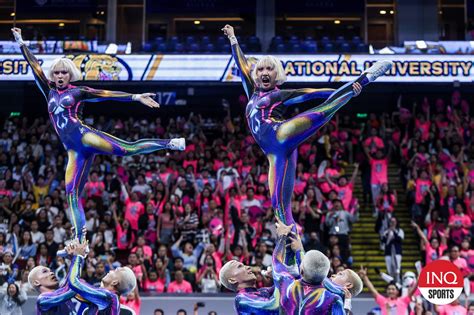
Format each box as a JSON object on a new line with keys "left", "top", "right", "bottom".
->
{"left": 117, "top": 267, "right": 137, "bottom": 295}
{"left": 219, "top": 260, "right": 238, "bottom": 291}
{"left": 346, "top": 269, "right": 363, "bottom": 297}
{"left": 48, "top": 58, "right": 82, "bottom": 82}
{"left": 251, "top": 55, "right": 286, "bottom": 86}
{"left": 28, "top": 266, "right": 42, "bottom": 290}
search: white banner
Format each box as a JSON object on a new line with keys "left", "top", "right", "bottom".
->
{"left": 1, "top": 53, "right": 473, "bottom": 83}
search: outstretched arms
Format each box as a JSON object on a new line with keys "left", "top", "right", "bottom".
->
{"left": 12, "top": 28, "right": 51, "bottom": 97}
{"left": 222, "top": 25, "right": 255, "bottom": 99}
{"left": 80, "top": 87, "right": 160, "bottom": 108}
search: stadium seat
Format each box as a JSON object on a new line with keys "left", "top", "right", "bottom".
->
{"left": 142, "top": 42, "right": 152, "bottom": 52}
{"left": 189, "top": 43, "right": 200, "bottom": 53}
{"left": 340, "top": 42, "right": 351, "bottom": 52}
{"left": 323, "top": 43, "right": 334, "bottom": 52}
{"left": 276, "top": 43, "right": 286, "bottom": 53}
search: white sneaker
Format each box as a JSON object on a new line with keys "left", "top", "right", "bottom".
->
{"left": 363, "top": 60, "right": 393, "bottom": 82}
{"left": 169, "top": 138, "right": 186, "bottom": 151}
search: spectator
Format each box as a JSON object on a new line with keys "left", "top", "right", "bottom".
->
{"left": 0, "top": 283, "right": 27, "bottom": 315}
{"left": 171, "top": 235, "right": 204, "bottom": 274}
{"left": 18, "top": 231, "right": 36, "bottom": 260}
{"left": 359, "top": 266, "right": 416, "bottom": 315}
{"left": 168, "top": 270, "right": 193, "bottom": 293}
{"left": 196, "top": 255, "right": 220, "bottom": 293}
{"left": 381, "top": 217, "right": 404, "bottom": 283}
{"left": 324, "top": 199, "right": 358, "bottom": 261}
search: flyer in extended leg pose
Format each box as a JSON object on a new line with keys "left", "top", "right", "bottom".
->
{"left": 222, "top": 24, "right": 392, "bottom": 230}
{"left": 11, "top": 28, "right": 185, "bottom": 246}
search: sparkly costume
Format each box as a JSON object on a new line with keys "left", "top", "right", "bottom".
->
{"left": 272, "top": 235, "right": 345, "bottom": 315}
{"left": 36, "top": 253, "right": 94, "bottom": 315}
{"left": 234, "top": 287, "right": 279, "bottom": 315}
{"left": 231, "top": 41, "right": 371, "bottom": 227}
{"left": 20, "top": 43, "right": 177, "bottom": 241}
{"left": 68, "top": 256, "right": 119, "bottom": 315}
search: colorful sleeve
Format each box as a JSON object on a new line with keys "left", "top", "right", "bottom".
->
{"left": 231, "top": 42, "right": 255, "bottom": 99}
{"left": 19, "top": 44, "right": 50, "bottom": 97}
{"left": 323, "top": 278, "right": 345, "bottom": 299}
{"left": 330, "top": 295, "right": 345, "bottom": 315}
{"left": 36, "top": 285, "right": 75, "bottom": 313}
{"left": 281, "top": 88, "right": 336, "bottom": 106}
{"left": 80, "top": 86, "right": 134, "bottom": 103}
{"left": 272, "top": 235, "right": 295, "bottom": 285}
{"left": 68, "top": 255, "right": 114, "bottom": 311}
{"left": 235, "top": 289, "right": 280, "bottom": 313}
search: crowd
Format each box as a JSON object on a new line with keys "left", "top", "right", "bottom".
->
{"left": 0, "top": 89, "right": 472, "bottom": 314}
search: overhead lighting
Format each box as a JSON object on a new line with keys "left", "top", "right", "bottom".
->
{"left": 390, "top": 10, "right": 394, "bottom": 14}
{"left": 194, "top": 20, "right": 201, "bottom": 25}
{"left": 105, "top": 43, "right": 118, "bottom": 54}
{"left": 58, "top": 22, "right": 65, "bottom": 27}
{"left": 379, "top": 47, "right": 396, "bottom": 54}
{"left": 415, "top": 40, "right": 428, "bottom": 50}
{"left": 380, "top": 10, "right": 387, "bottom": 15}
{"left": 100, "top": 11, "right": 105, "bottom": 15}
{"left": 10, "top": 12, "right": 15, "bottom": 17}
{"left": 334, "top": 20, "right": 341, "bottom": 24}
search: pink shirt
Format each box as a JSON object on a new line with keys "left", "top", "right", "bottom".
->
{"left": 125, "top": 199, "right": 145, "bottom": 231}
{"left": 437, "top": 304, "right": 467, "bottom": 315}
{"left": 115, "top": 225, "right": 135, "bottom": 250}
{"left": 131, "top": 245, "right": 153, "bottom": 260}
{"left": 119, "top": 297, "right": 141, "bottom": 315}
{"left": 370, "top": 158, "right": 388, "bottom": 185}
{"left": 143, "top": 278, "right": 165, "bottom": 293}
{"left": 167, "top": 280, "right": 193, "bottom": 293}
{"left": 415, "top": 179, "right": 431, "bottom": 204}
{"left": 452, "top": 257, "right": 468, "bottom": 273}
{"left": 415, "top": 119, "right": 430, "bottom": 141}
{"left": 85, "top": 181, "right": 104, "bottom": 198}
{"left": 375, "top": 294, "right": 411, "bottom": 315}
{"left": 425, "top": 243, "right": 447, "bottom": 265}
{"left": 364, "top": 136, "right": 385, "bottom": 154}
{"left": 331, "top": 183, "right": 354, "bottom": 210}
{"left": 449, "top": 214, "right": 472, "bottom": 234}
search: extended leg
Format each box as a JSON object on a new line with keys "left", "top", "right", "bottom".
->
{"left": 276, "top": 61, "right": 393, "bottom": 152}
{"left": 268, "top": 151, "right": 297, "bottom": 227}
{"left": 80, "top": 126, "right": 184, "bottom": 156}
{"left": 65, "top": 150, "right": 94, "bottom": 241}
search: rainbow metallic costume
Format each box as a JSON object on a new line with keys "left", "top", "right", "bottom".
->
{"left": 272, "top": 235, "right": 345, "bottom": 315}
{"left": 36, "top": 253, "right": 94, "bottom": 315}
{"left": 231, "top": 41, "right": 370, "bottom": 227}
{"left": 68, "top": 255, "right": 119, "bottom": 315}
{"left": 20, "top": 44, "right": 176, "bottom": 241}
{"left": 234, "top": 286, "right": 279, "bottom": 315}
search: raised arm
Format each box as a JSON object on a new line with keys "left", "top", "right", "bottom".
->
{"left": 411, "top": 221, "right": 429, "bottom": 247}
{"left": 12, "top": 28, "right": 51, "bottom": 97}
{"left": 68, "top": 255, "right": 116, "bottom": 311}
{"left": 37, "top": 281, "right": 76, "bottom": 313}
{"left": 359, "top": 266, "right": 379, "bottom": 298}
{"left": 80, "top": 87, "right": 159, "bottom": 108}
{"left": 222, "top": 24, "right": 255, "bottom": 98}
{"left": 350, "top": 163, "right": 360, "bottom": 184}
{"left": 272, "top": 220, "right": 294, "bottom": 275}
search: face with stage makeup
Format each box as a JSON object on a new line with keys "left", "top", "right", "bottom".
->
{"left": 29, "top": 266, "right": 59, "bottom": 292}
